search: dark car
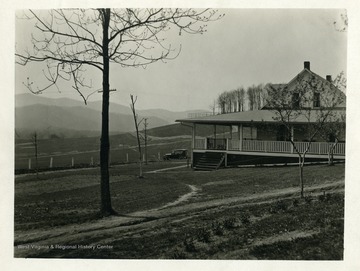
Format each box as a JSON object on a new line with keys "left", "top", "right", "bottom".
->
{"left": 163, "top": 149, "right": 188, "bottom": 160}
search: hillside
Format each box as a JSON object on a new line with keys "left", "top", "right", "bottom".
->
{"left": 146, "top": 123, "right": 214, "bottom": 138}
{"left": 15, "top": 104, "right": 168, "bottom": 138}
{"left": 15, "top": 93, "right": 207, "bottom": 138}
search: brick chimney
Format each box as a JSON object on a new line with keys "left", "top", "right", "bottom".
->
{"left": 304, "top": 61, "right": 310, "bottom": 70}
{"left": 326, "top": 75, "right": 332, "bottom": 82}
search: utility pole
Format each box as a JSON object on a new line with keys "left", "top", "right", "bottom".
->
{"left": 143, "top": 118, "right": 148, "bottom": 165}
{"left": 130, "top": 94, "right": 144, "bottom": 178}
{"left": 32, "top": 132, "right": 38, "bottom": 178}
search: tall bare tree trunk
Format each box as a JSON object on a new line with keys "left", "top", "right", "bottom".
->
{"left": 299, "top": 155, "right": 305, "bottom": 198}
{"left": 328, "top": 140, "right": 338, "bottom": 166}
{"left": 130, "top": 95, "right": 144, "bottom": 178}
{"left": 100, "top": 8, "right": 114, "bottom": 216}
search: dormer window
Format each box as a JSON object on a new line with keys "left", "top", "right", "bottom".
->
{"left": 292, "top": 93, "right": 300, "bottom": 108}
{"left": 313, "top": 92, "right": 320, "bottom": 108}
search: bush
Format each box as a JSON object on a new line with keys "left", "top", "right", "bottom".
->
{"left": 196, "top": 227, "right": 212, "bottom": 243}
{"left": 240, "top": 212, "right": 251, "bottom": 225}
{"left": 183, "top": 236, "right": 196, "bottom": 252}
{"left": 304, "top": 196, "right": 313, "bottom": 204}
{"left": 212, "top": 221, "right": 225, "bottom": 236}
{"left": 269, "top": 200, "right": 288, "bottom": 214}
{"left": 223, "top": 217, "right": 238, "bottom": 229}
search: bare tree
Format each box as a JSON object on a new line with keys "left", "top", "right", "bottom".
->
{"left": 319, "top": 113, "right": 346, "bottom": 165}
{"left": 16, "top": 8, "right": 223, "bottom": 216}
{"left": 266, "top": 73, "right": 345, "bottom": 198}
{"left": 143, "top": 118, "right": 149, "bottom": 165}
{"left": 247, "top": 84, "right": 265, "bottom": 110}
{"left": 319, "top": 72, "right": 347, "bottom": 165}
{"left": 234, "top": 87, "right": 245, "bottom": 112}
{"left": 209, "top": 99, "right": 216, "bottom": 115}
{"left": 130, "top": 95, "right": 144, "bottom": 178}
{"left": 247, "top": 85, "right": 256, "bottom": 110}
{"left": 217, "top": 92, "right": 227, "bottom": 114}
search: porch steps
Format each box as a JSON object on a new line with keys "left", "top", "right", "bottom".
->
{"left": 194, "top": 152, "right": 225, "bottom": 171}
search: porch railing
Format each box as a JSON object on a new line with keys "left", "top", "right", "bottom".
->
{"left": 195, "top": 138, "right": 345, "bottom": 156}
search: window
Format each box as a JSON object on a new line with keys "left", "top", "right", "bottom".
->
{"left": 243, "top": 126, "right": 257, "bottom": 140}
{"left": 313, "top": 92, "right": 320, "bottom": 108}
{"left": 292, "top": 93, "right": 300, "bottom": 108}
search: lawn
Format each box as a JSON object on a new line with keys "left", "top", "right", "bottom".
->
{"left": 14, "top": 162, "right": 345, "bottom": 259}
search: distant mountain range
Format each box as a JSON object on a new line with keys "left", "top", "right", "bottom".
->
{"left": 15, "top": 93, "right": 205, "bottom": 138}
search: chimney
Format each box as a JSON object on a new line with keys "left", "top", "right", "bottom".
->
{"left": 326, "top": 75, "right": 332, "bottom": 82}
{"left": 304, "top": 61, "right": 310, "bottom": 70}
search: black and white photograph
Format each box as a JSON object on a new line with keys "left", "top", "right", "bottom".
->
{"left": 2, "top": 0, "right": 360, "bottom": 270}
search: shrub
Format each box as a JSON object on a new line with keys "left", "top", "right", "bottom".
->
{"left": 183, "top": 236, "right": 196, "bottom": 252}
{"left": 240, "top": 212, "right": 251, "bottom": 225}
{"left": 196, "top": 227, "right": 212, "bottom": 243}
{"left": 304, "top": 195, "right": 313, "bottom": 204}
{"left": 212, "top": 221, "right": 225, "bottom": 236}
{"left": 269, "top": 200, "right": 288, "bottom": 214}
{"left": 223, "top": 217, "right": 238, "bottom": 229}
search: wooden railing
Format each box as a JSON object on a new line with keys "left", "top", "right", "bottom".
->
{"left": 195, "top": 138, "right": 345, "bottom": 156}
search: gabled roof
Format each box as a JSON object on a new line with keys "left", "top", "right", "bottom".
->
{"left": 177, "top": 63, "right": 346, "bottom": 126}
{"left": 263, "top": 68, "right": 346, "bottom": 109}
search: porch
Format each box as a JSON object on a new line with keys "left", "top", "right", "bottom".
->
{"left": 195, "top": 138, "right": 345, "bottom": 156}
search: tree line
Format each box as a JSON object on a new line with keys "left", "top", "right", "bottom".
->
{"left": 214, "top": 84, "right": 269, "bottom": 114}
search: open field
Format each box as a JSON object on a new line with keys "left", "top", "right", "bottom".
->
{"left": 14, "top": 162, "right": 345, "bottom": 259}
{"left": 15, "top": 133, "right": 192, "bottom": 171}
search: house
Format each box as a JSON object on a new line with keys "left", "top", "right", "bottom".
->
{"left": 176, "top": 61, "right": 346, "bottom": 170}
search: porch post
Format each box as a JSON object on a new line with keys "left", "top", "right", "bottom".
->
{"left": 227, "top": 125, "right": 232, "bottom": 150}
{"left": 239, "top": 124, "right": 243, "bottom": 151}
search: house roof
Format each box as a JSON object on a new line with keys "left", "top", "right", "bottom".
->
{"left": 264, "top": 68, "right": 346, "bottom": 109}
{"left": 177, "top": 64, "right": 346, "bottom": 126}
{"left": 176, "top": 109, "right": 346, "bottom": 125}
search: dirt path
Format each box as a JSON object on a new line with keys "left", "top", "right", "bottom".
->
{"left": 14, "top": 179, "right": 344, "bottom": 257}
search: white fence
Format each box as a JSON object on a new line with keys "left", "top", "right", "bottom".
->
{"left": 195, "top": 138, "right": 345, "bottom": 156}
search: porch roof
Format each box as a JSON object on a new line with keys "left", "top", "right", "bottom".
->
{"left": 176, "top": 109, "right": 346, "bottom": 125}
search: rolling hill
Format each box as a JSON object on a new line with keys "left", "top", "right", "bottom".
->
{"left": 15, "top": 93, "right": 207, "bottom": 139}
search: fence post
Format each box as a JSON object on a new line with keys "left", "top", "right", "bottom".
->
{"left": 90, "top": 156, "right": 94, "bottom": 166}
{"left": 158, "top": 152, "right": 160, "bottom": 161}
{"left": 28, "top": 158, "right": 31, "bottom": 170}
{"left": 71, "top": 157, "right": 74, "bottom": 167}
{"left": 126, "top": 153, "right": 129, "bottom": 163}
{"left": 50, "top": 157, "right": 53, "bottom": 168}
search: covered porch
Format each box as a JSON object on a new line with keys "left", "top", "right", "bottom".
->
{"left": 177, "top": 110, "right": 345, "bottom": 169}
{"left": 194, "top": 137, "right": 345, "bottom": 156}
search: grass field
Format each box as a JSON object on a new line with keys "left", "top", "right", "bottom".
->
{"left": 15, "top": 133, "right": 192, "bottom": 171}
{"left": 14, "top": 162, "right": 345, "bottom": 259}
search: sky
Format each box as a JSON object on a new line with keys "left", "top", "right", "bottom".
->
{"left": 15, "top": 9, "right": 347, "bottom": 112}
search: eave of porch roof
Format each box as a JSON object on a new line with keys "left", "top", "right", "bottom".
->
{"left": 175, "top": 109, "right": 346, "bottom": 125}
